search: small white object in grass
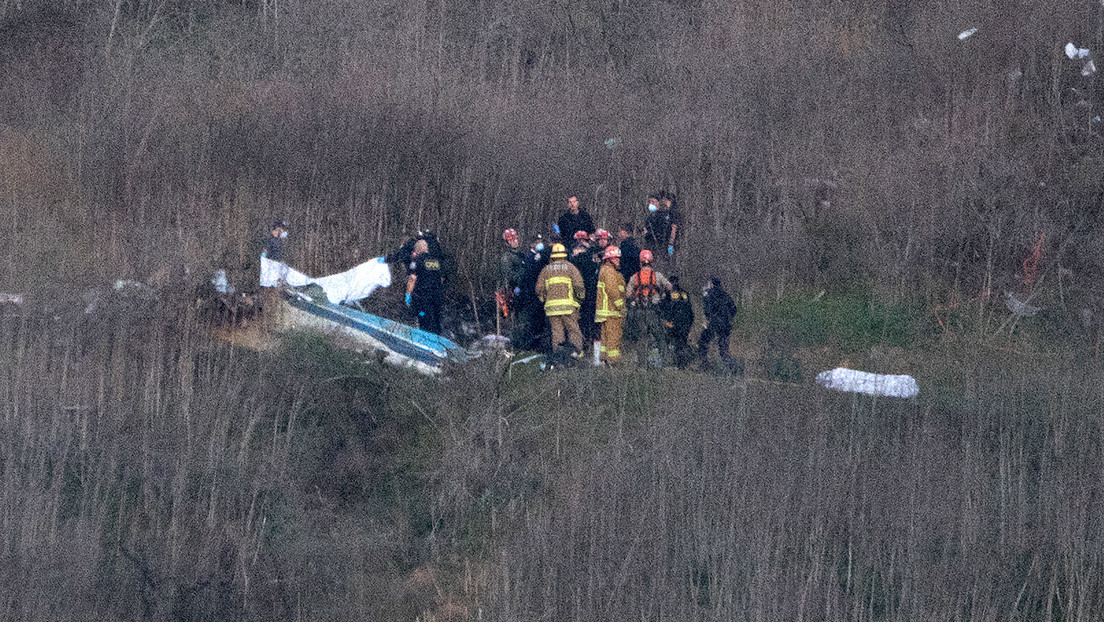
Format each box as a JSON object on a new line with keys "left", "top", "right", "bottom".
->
{"left": 1008, "top": 68, "right": 1022, "bottom": 81}
{"left": 958, "top": 28, "right": 978, "bottom": 40}
{"left": 816, "top": 368, "right": 919, "bottom": 398}
{"left": 0, "top": 292, "right": 23, "bottom": 305}
{"left": 1066, "top": 42, "right": 1091, "bottom": 59}
{"left": 604, "top": 137, "right": 620, "bottom": 149}
{"left": 1083, "top": 60, "right": 1097, "bottom": 76}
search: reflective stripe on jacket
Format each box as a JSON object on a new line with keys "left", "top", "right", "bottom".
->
{"left": 595, "top": 263, "right": 626, "bottom": 321}
{"left": 536, "top": 259, "right": 585, "bottom": 316}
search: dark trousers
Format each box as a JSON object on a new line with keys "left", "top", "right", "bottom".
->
{"left": 668, "top": 328, "right": 693, "bottom": 369}
{"left": 415, "top": 299, "right": 442, "bottom": 335}
{"left": 697, "top": 324, "right": 731, "bottom": 362}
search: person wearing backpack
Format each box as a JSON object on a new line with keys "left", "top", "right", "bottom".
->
{"left": 626, "top": 249, "right": 672, "bottom": 365}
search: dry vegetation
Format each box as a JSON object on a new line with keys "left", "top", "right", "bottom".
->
{"left": 3, "top": 0, "right": 1104, "bottom": 620}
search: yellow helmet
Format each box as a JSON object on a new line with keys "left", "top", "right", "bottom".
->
{"left": 550, "top": 243, "right": 567, "bottom": 259}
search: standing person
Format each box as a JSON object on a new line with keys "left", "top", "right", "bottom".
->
{"left": 569, "top": 231, "right": 599, "bottom": 343}
{"left": 626, "top": 249, "right": 673, "bottom": 365}
{"left": 512, "top": 235, "right": 549, "bottom": 351}
{"left": 644, "top": 194, "right": 682, "bottom": 258}
{"left": 557, "top": 195, "right": 595, "bottom": 242}
{"left": 497, "top": 228, "right": 526, "bottom": 325}
{"left": 405, "top": 240, "right": 444, "bottom": 335}
{"left": 660, "top": 276, "right": 695, "bottom": 369}
{"left": 590, "top": 228, "right": 612, "bottom": 266}
{"left": 617, "top": 223, "right": 641, "bottom": 282}
{"left": 535, "top": 243, "right": 586, "bottom": 355}
{"left": 263, "top": 220, "right": 289, "bottom": 262}
{"left": 595, "top": 246, "right": 626, "bottom": 364}
{"left": 698, "top": 276, "right": 737, "bottom": 368}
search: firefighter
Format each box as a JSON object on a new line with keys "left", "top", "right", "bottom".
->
{"left": 405, "top": 239, "right": 444, "bottom": 334}
{"left": 660, "top": 275, "right": 695, "bottom": 369}
{"left": 595, "top": 246, "right": 626, "bottom": 364}
{"left": 497, "top": 228, "right": 526, "bottom": 325}
{"left": 698, "top": 276, "right": 738, "bottom": 367}
{"left": 535, "top": 243, "right": 586, "bottom": 355}
{"left": 626, "top": 249, "right": 673, "bottom": 366}
{"left": 590, "top": 228, "right": 612, "bottom": 266}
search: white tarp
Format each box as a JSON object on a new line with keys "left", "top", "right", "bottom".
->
{"left": 260, "top": 257, "right": 392, "bottom": 304}
{"left": 816, "top": 367, "right": 919, "bottom": 398}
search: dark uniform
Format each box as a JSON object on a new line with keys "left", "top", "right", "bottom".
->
{"left": 409, "top": 255, "right": 444, "bottom": 334}
{"left": 618, "top": 236, "right": 641, "bottom": 282}
{"left": 498, "top": 243, "right": 527, "bottom": 319}
{"left": 557, "top": 210, "right": 595, "bottom": 241}
{"left": 698, "top": 279, "right": 737, "bottom": 365}
{"left": 661, "top": 282, "right": 695, "bottom": 368}
{"left": 569, "top": 246, "right": 598, "bottom": 342}
{"left": 512, "top": 246, "right": 550, "bottom": 351}
{"left": 644, "top": 206, "right": 681, "bottom": 254}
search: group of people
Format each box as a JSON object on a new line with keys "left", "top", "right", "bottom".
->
{"left": 263, "top": 191, "right": 737, "bottom": 369}
{"left": 497, "top": 194, "right": 737, "bottom": 368}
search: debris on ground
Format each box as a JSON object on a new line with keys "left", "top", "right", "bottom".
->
{"left": 816, "top": 367, "right": 919, "bottom": 398}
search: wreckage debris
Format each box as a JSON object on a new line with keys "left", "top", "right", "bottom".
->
{"left": 816, "top": 367, "right": 919, "bottom": 398}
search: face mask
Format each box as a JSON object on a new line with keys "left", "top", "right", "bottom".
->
{"left": 280, "top": 231, "right": 288, "bottom": 239}
{"left": 535, "top": 242, "right": 545, "bottom": 252}
{"left": 702, "top": 286, "right": 710, "bottom": 296}
{"left": 648, "top": 204, "right": 658, "bottom": 212}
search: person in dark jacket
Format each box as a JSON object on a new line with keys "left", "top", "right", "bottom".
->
{"left": 617, "top": 223, "right": 641, "bottom": 282}
{"left": 263, "top": 220, "right": 288, "bottom": 262}
{"left": 405, "top": 239, "right": 444, "bottom": 334}
{"left": 557, "top": 195, "right": 594, "bottom": 241}
{"left": 698, "top": 276, "right": 737, "bottom": 367}
{"left": 569, "top": 231, "right": 598, "bottom": 343}
{"left": 660, "top": 276, "right": 695, "bottom": 368}
{"left": 497, "top": 228, "right": 527, "bottom": 323}
{"left": 512, "top": 236, "right": 550, "bottom": 351}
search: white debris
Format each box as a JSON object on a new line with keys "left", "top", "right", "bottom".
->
{"left": 1008, "top": 68, "right": 1023, "bottom": 81}
{"left": 0, "top": 292, "right": 23, "bottom": 305}
{"left": 1066, "top": 42, "right": 1091, "bottom": 60}
{"left": 212, "top": 270, "right": 235, "bottom": 294}
{"left": 1005, "top": 292, "right": 1040, "bottom": 317}
{"left": 260, "top": 257, "right": 392, "bottom": 305}
{"left": 1083, "top": 60, "right": 1097, "bottom": 76}
{"left": 815, "top": 367, "right": 919, "bottom": 398}
{"left": 958, "top": 28, "right": 978, "bottom": 40}
{"left": 604, "top": 137, "right": 620, "bottom": 149}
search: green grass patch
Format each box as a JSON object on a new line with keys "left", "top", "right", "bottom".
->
{"left": 738, "top": 291, "right": 921, "bottom": 352}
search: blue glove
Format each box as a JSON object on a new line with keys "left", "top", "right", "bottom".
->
{"left": 553, "top": 223, "right": 561, "bottom": 236}
{"left": 667, "top": 245, "right": 675, "bottom": 256}
{"left": 419, "top": 311, "right": 425, "bottom": 317}
{"left": 513, "top": 287, "right": 520, "bottom": 296}
{"left": 405, "top": 293, "right": 412, "bottom": 307}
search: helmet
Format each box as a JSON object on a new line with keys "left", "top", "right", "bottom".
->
{"left": 550, "top": 243, "right": 567, "bottom": 259}
{"left": 595, "top": 228, "right": 610, "bottom": 240}
{"left": 639, "top": 249, "right": 654, "bottom": 264}
{"left": 503, "top": 228, "right": 518, "bottom": 241}
{"left": 603, "top": 246, "right": 621, "bottom": 261}
{"left": 573, "top": 230, "right": 590, "bottom": 241}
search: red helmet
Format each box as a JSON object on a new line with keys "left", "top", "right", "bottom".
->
{"left": 595, "top": 228, "right": 610, "bottom": 240}
{"left": 573, "top": 230, "right": 590, "bottom": 241}
{"left": 603, "top": 246, "right": 621, "bottom": 260}
{"left": 639, "top": 249, "right": 654, "bottom": 264}
{"left": 503, "top": 228, "right": 518, "bottom": 241}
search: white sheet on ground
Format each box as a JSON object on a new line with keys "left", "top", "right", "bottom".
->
{"left": 816, "top": 367, "right": 919, "bottom": 398}
{"left": 260, "top": 257, "right": 392, "bottom": 304}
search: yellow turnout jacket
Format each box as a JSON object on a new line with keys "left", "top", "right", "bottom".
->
{"left": 536, "top": 259, "right": 585, "bottom": 316}
{"left": 595, "top": 262, "right": 626, "bottom": 322}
